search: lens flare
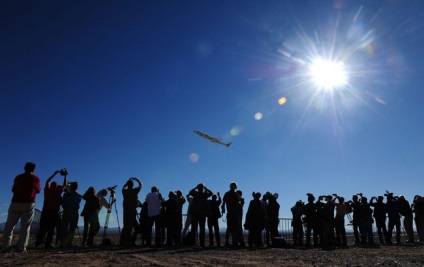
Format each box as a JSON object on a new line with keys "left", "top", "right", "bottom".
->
{"left": 278, "top": 97, "right": 287, "bottom": 105}
{"left": 189, "top": 153, "right": 199, "bottom": 163}
{"left": 254, "top": 112, "right": 263, "bottom": 120}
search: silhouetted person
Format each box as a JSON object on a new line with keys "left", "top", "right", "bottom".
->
{"left": 413, "top": 195, "right": 424, "bottom": 242}
{"left": 163, "top": 191, "right": 178, "bottom": 246}
{"left": 291, "top": 200, "right": 304, "bottom": 246}
{"left": 145, "top": 186, "right": 163, "bottom": 247}
{"left": 245, "top": 192, "right": 264, "bottom": 248}
{"left": 303, "top": 193, "right": 318, "bottom": 247}
{"left": 333, "top": 195, "right": 348, "bottom": 247}
{"left": 188, "top": 183, "right": 213, "bottom": 247}
{"left": 398, "top": 195, "right": 414, "bottom": 243}
{"left": 2, "top": 162, "right": 41, "bottom": 253}
{"left": 221, "top": 182, "right": 245, "bottom": 247}
{"left": 35, "top": 170, "right": 66, "bottom": 249}
{"left": 59, "top": 182, "right": 82, "bottom": 247}
{"left": 370, "top": 196, "right": 388, "bottom": 244}
{"left": 358, "top": 196, "right": 374, "bottom": 246}
{"left": 348, "top": 195, "right": 361, "bottom": 245}
{"left": 81, "top": 187, "right": 101, "bottom": 246}
{"left": 121, "top": 177, "right": 142, "bottom": 246}
{"left": 267, "top": 193, "right": 281, "bottom": 247}
{"left": 182, "top": 194, "right": 193, "bottom": 238}
{"left": 175, "top": 190, "right": 186, "bottom": 244}
{"left": 320, "top": 195, "right": 335, "bottom": 248}
{"left": 207, "top": 192, "right": 222, "bottom": 246}
{"left": 386, "top": 193, "right": 401, "bottom": 245}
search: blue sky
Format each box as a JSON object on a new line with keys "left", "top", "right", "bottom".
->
{"left": 1, "top": 0, "right": 424, "bottom": 227}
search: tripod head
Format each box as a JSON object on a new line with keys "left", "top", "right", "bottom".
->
{"left": 107, "top": 185, "right": 118, "bottom": 199}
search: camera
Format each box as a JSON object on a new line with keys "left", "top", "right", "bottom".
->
{"left": 357, "top": 193, "right": 363, "bottom": 197}
{"left": 59, "top": 168, "right": 68, "bottom": 176}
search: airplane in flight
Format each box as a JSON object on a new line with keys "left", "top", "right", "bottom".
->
{"left": 193, "top": 130, "right": 232, "bottom": 148}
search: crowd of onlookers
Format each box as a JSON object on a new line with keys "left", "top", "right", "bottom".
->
{"left": 2, "top": 162, "right": 423, "bottom": 253}
{"left": 290, "top": 192, "right": 424, "bottom": 248}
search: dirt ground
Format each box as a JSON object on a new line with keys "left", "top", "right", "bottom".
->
{"left": 1, "top": 236, "right": 424, "bottom": 267}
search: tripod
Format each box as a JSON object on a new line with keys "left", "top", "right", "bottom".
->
{"left": 101, "top": 187, "right": 121, "bottom": 245}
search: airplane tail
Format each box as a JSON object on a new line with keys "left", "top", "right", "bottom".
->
{"left": 226, "top": 142, "right": 232, "bottom": 148}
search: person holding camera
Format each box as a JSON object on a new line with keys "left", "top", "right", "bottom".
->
{"left": 145, "top": 186, "right": 163, "bottom": 247}
{"left": 35, "top": 169, "right": 67, "bottom": 249}
{"left": 291, "top": 200, "right": 304, "bottom": 246}
{"left": 59, "top": 181, "right": 82, "bottom": 247}
{"left": 303, "top": 193, "right": 318, "bottom": 247}
{"left": 386, "top": 192, "right": 401, "bottom": 245}
{"left": 120, "top": 177, "right": 142, "bottom": 246}
{"left": 332, "top": 195, "right": 349, "bottom": 247}
{"left": 188, "top": 183, "right": 213, "bottom": 247}
{"left": 370, "top": 196, "right": 389, "bottom": 244}
{"left": 80, "top": 187, "right": 101, "bottom": 246}
{"left": 2, "top": 162, "right": 41, "bottom": 253}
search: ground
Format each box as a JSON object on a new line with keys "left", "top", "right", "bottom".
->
{"left": 1, "top": 240, "right": 424, "bottom": 267}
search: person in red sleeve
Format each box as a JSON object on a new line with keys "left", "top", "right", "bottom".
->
{"left": 35, "top": 169, "right": 67, "bottom": 249}
{"left": 2, "top": 162, "right": 41, "bottom": 253}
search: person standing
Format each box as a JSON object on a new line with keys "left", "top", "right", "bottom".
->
{"left": 370, "top": 196, "right": 389, "bottom": 244}
{"left": 145, "top": 186, "right": 163, "bottom": 247}
{"left": 333, "top": 195, "right": 349, "bottom": 247}
{"left": 35, "top": 170, "right": 66, "bottom": 249}
{"left": 398, "top": 195, "right": 414, "bottom": 243}
{"left": 120, "top": 177, "right": 142, "bottom": 246}
{"left": 291, "top": 200, "right": 304, "bottom": 246}
{"left": 2, "top": 162, "right": 41, "bottom": 253}
{"left": 221, "top": 182, "right": 245, "bottom": 247}
{"left": 245, "top": 192, "right": 265, "bottom": 248}
{"left": 59, "top": 182, "right": 82, "bottom": 247}
{"left": 174, "top": 190, "right": 186, "bottom": 244}
{"left": 80, "top": 187, "right": 100, "bottom": 246}
{"left": 207, "top": 192, "right": 222, "bottom": 247}
{"left": 188, "top": 183, "right": 213, "bottom": 247}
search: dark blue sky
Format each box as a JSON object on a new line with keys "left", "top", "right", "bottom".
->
{"left": 2, "top": 0, "right": 424, "bottom": 225}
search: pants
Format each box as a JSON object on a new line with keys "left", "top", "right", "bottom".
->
{"left": 388, "top": 217, "right": 401, "bottom": 244}
{"left": 207, "top": 216, "right": 220, "bottom": 245}
{"left": 82, "top": 211, "right": 100, "bottom": 245}
{"left": 35, "top": 209, "right": 59, "bottom": 247}
{"left": 403, "top": 216, "right": 414, "bottom": 242}
{"left": 146, "top": 215, "right": 162, "bottom": 246}
{"left": 121, "top": 206, "right": 138, "bottom": 246}
{"left": 375, "top": 217, "right": 388, "bottom": 243}
{"left": 2, "top": 202, "right": 35, "bottom": 252}
{"left": 226, "top": 213, "right": 245, "bottom": 246}
{"left": 60, "top": 209, "right": 79, "bottom": 247}
{"left": 335, "top": 216, "right": 347, "bottom": 246}
{"left": 191, "top": 214, "right": 207, "bottom": 246}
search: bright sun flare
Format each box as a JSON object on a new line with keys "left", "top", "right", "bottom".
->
{"left": 309, "top": 59, "right": 348, "bottom": 90}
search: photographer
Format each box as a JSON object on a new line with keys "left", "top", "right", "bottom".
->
{"left": 35, "top": 169, "right": 67, "bottom": 249}
{"left": 303, "top": 193, "right": 318, "bottom": 247}
{"left": 145, "top": 186, "right": 163, "bottom": 247}
{"left": 332, "top": 195, "right": 348, "bottom": 247}
{"left": 386, "top": 192, "right": 401, "bottom": 245}
{"left": 189, "top": 183, "right": 213, "bottom": 247}
{"left": 291, "top": 200, "right": 304, "bottom": 246}
{"left": 81, "top": 187, "right": 100, "bottom": 247}
{"left": 370, "top": 196, "right": 388, "bottom": 244}
{"left": 120, "top": 177, "right": 142, "bottom": 246}
{"left": 347, "top": 194, "right": 362, "bottom": 245}
{"left": 59, "top": 181, "right": 82, "bottom": 247}
{"left": 398, "top": 195, "right": 414, "bottom": 243}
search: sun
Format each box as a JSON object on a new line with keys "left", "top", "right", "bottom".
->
{"left": 309, "top": 58, "right": 348, "bottom": 91}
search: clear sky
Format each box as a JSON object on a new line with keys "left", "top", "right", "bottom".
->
{"left": 2, "top": 0, "right": 424, "bottom": 227}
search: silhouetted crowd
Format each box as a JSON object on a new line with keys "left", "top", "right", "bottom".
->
{"left": 290, "top": 192, "right": 424, "bottom": 248}
{"left": 2, "top": 163, "right": 423, "bottom": 253}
